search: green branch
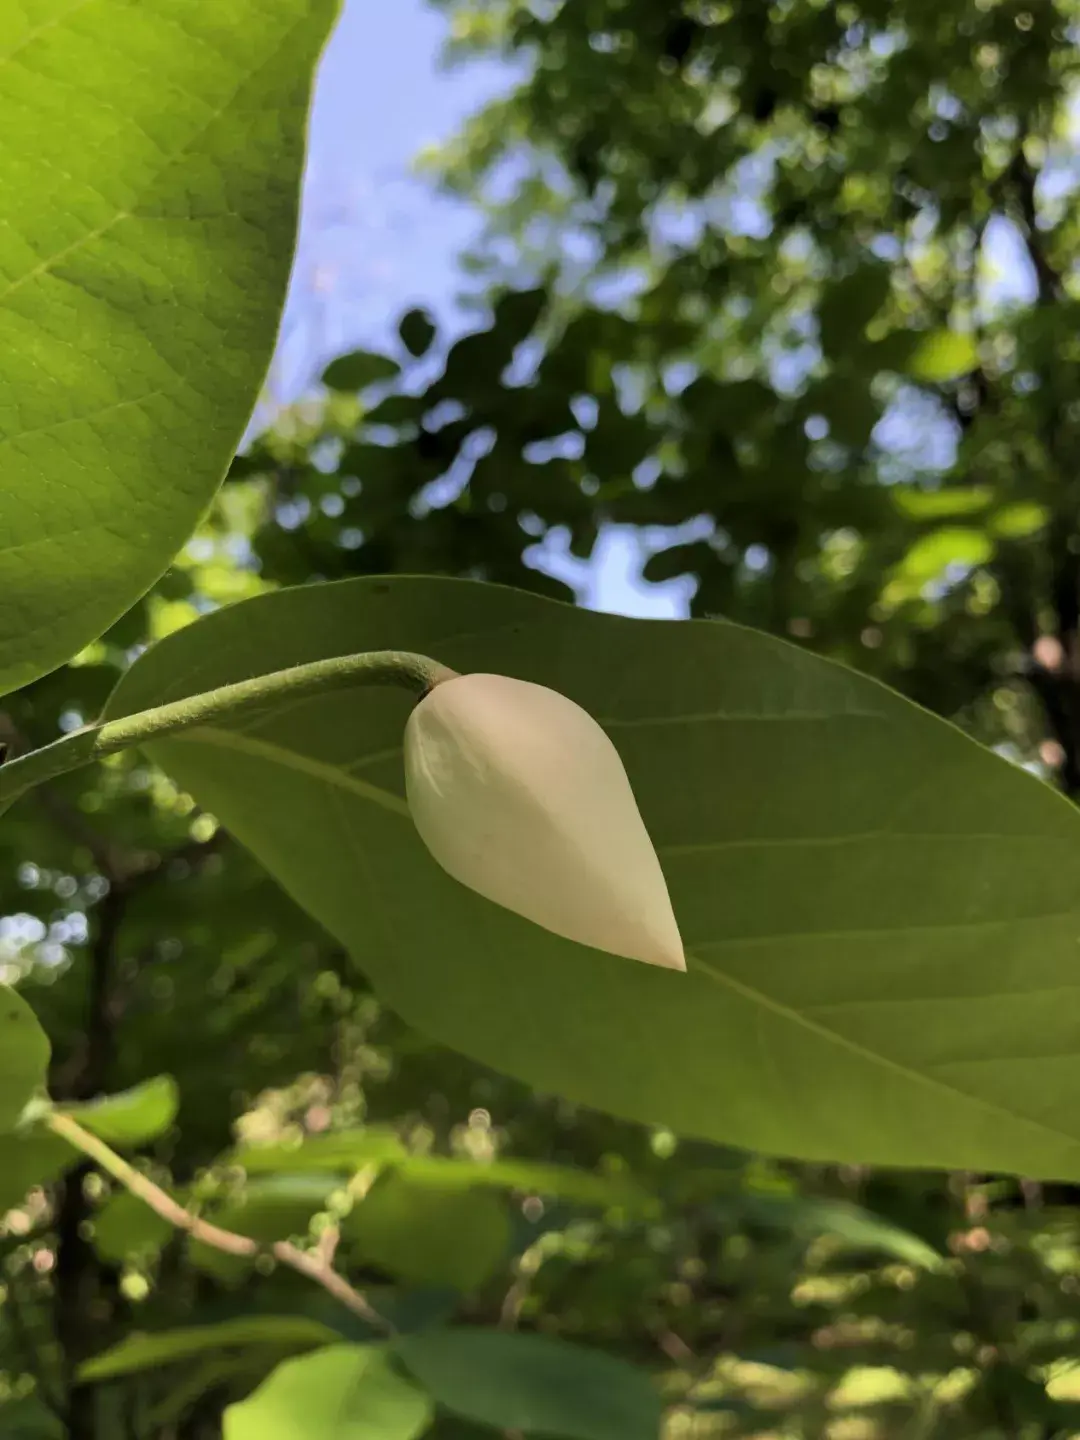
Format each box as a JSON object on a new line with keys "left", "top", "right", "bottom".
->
{"left": 0, "top": 650, "right": 454, "bottom": 811}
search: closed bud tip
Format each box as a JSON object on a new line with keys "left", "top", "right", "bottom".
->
{"left": 404, "top": 672, "right": 685, "bottom": 972}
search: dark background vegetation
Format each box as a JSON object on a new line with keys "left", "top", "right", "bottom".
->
{"left": 5, "top": 0, "right": 1080, "bottom": 1433}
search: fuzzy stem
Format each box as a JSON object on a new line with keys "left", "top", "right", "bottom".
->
{"left": 0, "top": 651, "right": 454, "bottom": 810}
{"left": 45, "top": 1111, "right": 388, "bottom": 1331}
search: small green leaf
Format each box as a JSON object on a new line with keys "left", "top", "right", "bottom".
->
{"left": 989, "top": 502, "right": 1047, "bottom": 539}
{"left": 394, "top": 1329, "right": 663, "bottom": 1440}
{"left": 0, "top": 1395, "right": 65, "bottom": 1437}
{"left": 906, "top": 330, "right": 979, "bottom": 383}
{"left": 80, "top": 1316, "right": 341, "bottom": 1382}
{"left": 91, "top": 1190, "right": 175, "bottom": 1266}
{"left": 392, "top": 1155, "right": 652, "bottom": 1213}
{"left": 0, "top": 1132, "right": 74, "bottom": 1212}
{"left": 0, "top": 990, "right": 49, "bottom": 1135}
{"left": 322, "top": 351, "right": 401, "bottom": 392}
{"left": 882, "top": 526, "right": 993, "bottom": 606}
{"left": 361, "top": 394, "right": 423, "bottom": 428}
{"left": 345, "top": 1170, "right": 511, "bottom": 1291}
{"left": 226, "top": 1127, "right": 406, "bottom": 1176}
{"left": 892, "top": 486, "right": 993, "bottom": 520}
{"left": 58, "top": 1075, "right": 178, "bottom": 1147}
{"left": 399, "top": 309, "right": 438, "bottom": 358}
{"left": 641, "top": 541, "right": 716, "bottom": 586}
{"left": 0, "top": 0, "right": 336, "bottom": 696}
{"left": 716, "top": 1193, "right": 943, "bottom": 1270}
{"left": 223, "top": 1344, "right": 433, "bottom": 1440}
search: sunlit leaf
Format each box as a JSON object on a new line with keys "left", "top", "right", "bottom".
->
{"left": 883, "top": 526, "right": 993, "bottom": 605}
{"left": 906, "top": 330, "right": 979, "bottom": 383}
{"left": 892, "top": 487, "right": 993, "bottom": 521}
{"left": 59, "top": 1075, "right": 178, "bottom": 1147}
{"left": 223, "top": 1344, "right": 432, "bottom": 1440}
{"left": 989, "top": 502, "right": 1047, "bottom": 540}
{"left": 0, "top": 0, "right": 336, "bottom": 696}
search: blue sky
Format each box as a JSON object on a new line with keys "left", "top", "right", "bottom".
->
{"left": 269, "top": 0, "right": 692, "bottom": 618}
{"left": 272, "top": 2, "right": 1068, "bottom": 621}
{"left": 272, "top": 0, "right": 501, "bottom": 398}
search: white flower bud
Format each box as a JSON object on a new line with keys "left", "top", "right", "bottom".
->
{"left": 404, "top": 672, "right": 685, "bottom": 972}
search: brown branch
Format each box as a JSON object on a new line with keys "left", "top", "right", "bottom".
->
{"left": 46, "top": 1112, "right": 388, "bottom": 1333}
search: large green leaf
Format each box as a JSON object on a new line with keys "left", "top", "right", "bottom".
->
{"left": 394, "top": 1328, "right": 662, "bottom": 1440}
{"left": 0, "top": 0, "right": 336, "bottom": 696}
{"left": 223, "top": 1344, "right": 433, "bottom": 1440}
{"left": 105, "top": 576, "right": 1080, "bottom": 1178}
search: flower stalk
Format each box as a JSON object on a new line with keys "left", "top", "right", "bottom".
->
{"left": 0, "top": 650, "right": 455, "bottom": 811}
{"left": 0, "top": 651, "right": 683, "bottom": 971}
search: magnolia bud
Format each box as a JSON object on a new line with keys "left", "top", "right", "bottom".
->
{"left": 404, "top": 672, "right": 685, "bottom": 972}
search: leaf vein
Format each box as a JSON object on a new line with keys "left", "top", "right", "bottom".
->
{"left": 691, "top": 952, "right": 1080, "bottom": 1154}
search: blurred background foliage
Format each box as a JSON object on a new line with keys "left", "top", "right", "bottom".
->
{"left": 7, "top": 0, "right": 1080, "bottom": 1434}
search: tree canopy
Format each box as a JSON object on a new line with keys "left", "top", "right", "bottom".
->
{"left": 5, "top": 2, "right": 1080, "bottom": 1437}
